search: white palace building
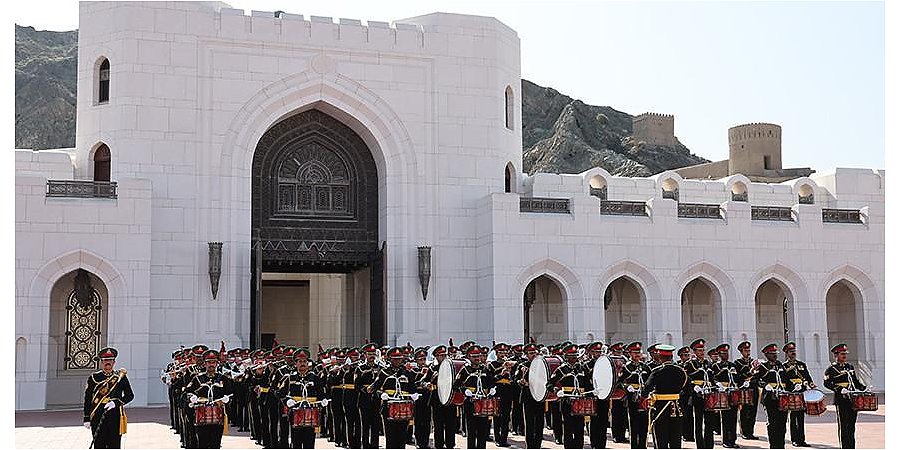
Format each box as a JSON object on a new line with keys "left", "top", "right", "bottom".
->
{"left": 14, "top": 2, "right": 884, "bottom": 409}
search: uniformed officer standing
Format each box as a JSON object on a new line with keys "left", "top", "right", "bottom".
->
{"left": 546, "top": 343, "right": 593, "bottom": 449}
{"left": 509, "top": 343, "right": 526, "bottom": 437}
{"left": 83, "top": 347, "right": 134, "bottom": 449}
{"left": 713, "top": 343, "right": 739, "bottom": 448}
{"left": 413, "top": 348, "right": 434, "bottom": 449}
{"left": 343, "top": 348, "right": 363, "bottom": 448}
{"left": 248, "top": 352, "right": 272, "bottom": 447}
{"left": 641, "top": 344, "right": 686, "bottom": 449}
{"left": 684, "top": 339, "right": 715, "bottom": 448}
{"left": 610, "top": 342, "right": 630, "bottom": 443}
{"left": 585, "top": 342, "right": 610, "bottom": 449}
{"left": 515, "top": 342, "right": 544, "bottom": 449}
{"left": 355, "top": 343, "right": 383, "bottom": 449}
{"left": 823, "top": 343, "right": 869, "bottom": 449}
{"left": 621, "top": 342, "right": 651, "bottom": 448}
{"left": 455, "top": 345, "right": 496, "bottom": 449}
{"left": 751, "top": 343, "right": 799, "bottom": 449}
{"left": 676, "top": 346, "right": 694, "bottom": 443}
{"left": 783, "top": 342, "right": 814, "bottom": 447}
{"left": 326, "top": 349, "right": 348, "bottom": 448}
{"left": 488, "top": 342, "right": 515, "bottom": 447}
{"left": 429, "top": 345, "right": 457, "bottom": 449}
{"left": 373, "top": 347, "right": 419, "bottom": 448}
{"left": 733, "top": 341, "right": 759, "bottom": 440}
{"left": 278, "top": 348, "right": 328, "bottom": 449}
{"left": 183, "top": 349, "right": 233, "bottom": 449}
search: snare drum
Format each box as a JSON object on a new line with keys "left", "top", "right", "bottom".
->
{"left": 777, "top": 392, "right": 805, "bottom": 412}
{"left": 194, "top": 404, "right": 225, "bottom": 426}
{"left": 437, "top": 359, "right": 469, "bottom": 406}
{"left": 729, "top": 388, "right": 756, "bottom": 406}
{"left": 803, "top": 389, "right": 826, "bottom": 416}
{"left": 474, "top": 397, "right": 499, "bottom": 417}
{"left": 850, "top": 392, "right": 878, "bottom": 412}
{"left": 387, "top": 400, "right": 415, "bottom": 421}
{"left": 528, "top": 356, "right": 563, "bottom": 402}
{"left": 570, "top": 397, "right": 596, "bottom": 416}
{"left": 291, "top": 407, "right": 319, "bottom": 428}
{"left": 609, "top": 387, "right": 627, "bottom": 401}
{"left": 704, "top": 391, "right": 730, "bottom": 411}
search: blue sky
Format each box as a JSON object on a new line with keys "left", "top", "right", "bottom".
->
{"left": 13, "top": 1, "right": 885, "bottom": 173}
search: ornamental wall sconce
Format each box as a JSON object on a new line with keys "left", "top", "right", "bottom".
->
{"left": 417, "top": 245, "right": 432, "bottom": 301}
{"left": 208, "top": 242, "right": 223, "bottom": 300}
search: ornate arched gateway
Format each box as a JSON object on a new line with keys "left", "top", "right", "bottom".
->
{"left": 250, "top": 109, "right": 384, "bottom": 348}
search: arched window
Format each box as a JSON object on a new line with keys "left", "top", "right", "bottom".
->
{"left": 64, "top": 270, "right": 103, "bottom": 370}
{"left": 98, "top": 58, "right": 110, "bottom": 104}
{"left": 798, "top": 184, "right": 814, "bottom": 204}
{"left": 504, "top": 162, "right": 516, "bottom": 193}
{"left": 93, "top": 144, "right": 111, "bottom": 182}
{"left": 505, "top": 86, "right": 514, "bottom": 130}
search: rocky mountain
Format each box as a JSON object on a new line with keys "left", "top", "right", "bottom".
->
{"left": 14, "top": 25, "right": 708, "bottom": 177}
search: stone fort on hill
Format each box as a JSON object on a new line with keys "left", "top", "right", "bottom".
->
{"left": 14, "top": 2, "right": 883, "bottom": 409}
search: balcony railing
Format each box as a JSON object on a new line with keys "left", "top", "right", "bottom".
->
{"left": 46, "top": 180, "right": 117, "bottom": 199}
{"left": 751, "top": 206, "right": 794, "bottom": 222}
{"left": 600, "top": 200, "right": 648, "bottom": 217}
{"left": 822, "top": 208, "right": 863, "bottom": 224}
{"left": 520, "top": 197, "right": 570, "bottom": 214}
{"left": 678, "top": 203, "right": 722, "bottom": 219}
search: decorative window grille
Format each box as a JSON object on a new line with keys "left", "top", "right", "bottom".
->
{"left": 276, "top": 144, "right": 352, "bottom": 217}
{"left": 98, "top": 59, "right": 110, "bottom": 104}
{"left": 64, "top": 287, "right": 102, "bottom": 370}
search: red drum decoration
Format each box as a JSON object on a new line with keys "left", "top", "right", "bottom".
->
{"left": 777, "top": 393, "right": 805, "bottom": 412}
{"left": 387, "top": 400, "right": 415, "bottom": 421}
{"left": 474, "top": 397, "right": 499, "bottom": 417}
{"left": 637, "top": 396, "right": 651, "bottom": 412}
{"left": 570, "top": 398, "right": 596, "bottom": 416}
{"left": 194, "top": 404, "right": 225, "bottom": 426}
{"left": 704, "top": 391, "right": 730, "bottom": 411}
{"left": 850, "top": 392, "right": 878, "bottom": 412}
{"left": 609, "top": 387, "right": 627, "bottom": 401}
{"left": 729, "top": 388, "right": 755, "bottom": 406}
{"left": 291, "top": 407, "right": 319, "bottom": 428}
{"left": 451, "top": 391, "right": 466, "bottom": 407}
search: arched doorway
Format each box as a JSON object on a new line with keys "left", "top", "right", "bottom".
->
{"left": 524, "top": 275, "right": 567, "bottom": 343}
{"left": 250, "top": 109, "right": 382, "bottom": 349}
{"left": 681, "top": 277, "right": 721, "bottom": 345}
{"left": 755, "top": 279, "right": 795, "bottom": 346}
{"left": 46, "top": 269, "right": 109, "bottom": 408}
{"left": 826, "top": 280, "right": 869, "bottom": 375}
{"left": 603, "top": 276, "right": 645, "bottom": 345}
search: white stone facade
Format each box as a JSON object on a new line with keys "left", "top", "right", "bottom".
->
{"left": 14, "top": 1, "right": 883, "bottom": 410}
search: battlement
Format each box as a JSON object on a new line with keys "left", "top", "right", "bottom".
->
{"left": 632, "top": 112, "right": 676, "bottom": 147}
{"left": 728, "top": 123, "right": 782, "bottom": 143}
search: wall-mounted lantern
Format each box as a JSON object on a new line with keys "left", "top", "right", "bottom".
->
{"left": 208, "top": 242, "right": 223, "bottom": 300}
{"left": 417, "top": 246, "right": 432, "bottom": 301}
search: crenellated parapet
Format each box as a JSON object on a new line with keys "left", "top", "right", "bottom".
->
{"left": 632, "top": 112, "right": 676, "bottom": 147}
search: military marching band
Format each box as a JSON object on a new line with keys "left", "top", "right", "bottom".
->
{"left": 82, "top": 337, "right": 875, "bottom": 449}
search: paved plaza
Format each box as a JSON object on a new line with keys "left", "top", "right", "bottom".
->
{"left": 15, "top": 404, "right": 884, "bottom": 449}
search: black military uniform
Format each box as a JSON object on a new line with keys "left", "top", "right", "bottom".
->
{"left": 277, "top": 348, "right": 326, "bottom": 449}
{"left": 373, "top": 347, "right": 418, "bottom": 448}
{"left": 641, "top": 344, "right": 687, "bottom": 449}
{"left": 355, "top": 344, "right": 383, "bottom": 449}
{"left": 83, "top": 347, "right": 134, "bottom": 449}
{"left": 487, "top": 343, "right": 515, "bottom": 447}
{"left": 751, "top": 343, "right": 798, "bottom": 449}
{"left": 515, "top": 343, "right": 544, "bottom": 449}
{"left": 621, "top": 342, "right": 651, "bottom": 449}
{"left": 342, "top": 349, "right": 363, "bottom": 448}
{"left": 610, "top": 342, "right": 630, "bottom": 443}
{"left": 783, "top": 342, "right": 814, "bottom": 447}
{"left": 326, "top": 350, "right": 348, "bottom": 447}
{"left": 585, "top": 342, "right": 610, "bottom": 449}
{"left": 676, "top": 346, "right": 695, "bottom": 443}
{"left": 248, "top": 352, "right": 272, "bottom": 447}
{"left": 183, "top": 350, "right": 234, "bottom": 449}
{"left": 684, "top": 339, "right": 715, "bottom": 448}
{"left": 546, "top": 343, "right": 593, "bottom": 449}
{"left": 509, "top": 344, "right": 526, "bottom": 437}
{"left": 733, "top": 341, "right": 759, "bottom": 440}
{"left": 712, "top": 343, "right": 739, "bottom": 448}
{"left": 454, "top": 345, "right": 496, "bottom": 449}
{"left": 823, "top": 343, "right": 868, "bottom": 449}
{"left": 410, "top": 348, "right": 434, "bottom": 449}
{"left": 430, "top": 346, "right": 457, "bottom": 449}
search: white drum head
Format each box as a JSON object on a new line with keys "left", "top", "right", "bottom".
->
{"left": 437, "top": 358, "right": 453, "bottom": 405}
{"left": 803, "top": 389, "right": 824, "bottom": 402}
{"left": 528, "top": 356, "right": 549, "bottom": 401}
{"left": 592, "top": 356, "right": 616, "bottom": 400}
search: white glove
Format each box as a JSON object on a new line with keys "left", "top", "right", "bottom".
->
{"left": 693, "top": 385, "right": 702, "bottom": 394}
{"left": 464, "top": 390, "right": 474, "bottom": 397}
{"left": 220, "top": 395, "right": 230, "bottom": 404}
{"left": 489, "top": 387, "right": 497, "bottom": 396}
{"left": 286, "top": 399, "right": 297, "bottom": 408}
{"left": 865, "top": 386, "right": 871, "bottom": 392}
{"left": 793, "top": 384, "right": 803, "bottom": 392}
{"left": 627, "top": 385, "right": 636, "bottom": 393}
{"left": 410, "top": 393, "right": 421, "bottom": 401}
{"left": 320, "top": 399, "right": 330, "bottom": 407}
{"left": 189, "top": 394, "right": 199, "bottom": 404}
{"left": 381, "top": 392, "right": 390, "bottom": 401}
{"left": 764, "top": 384, "right": 774, "bottom": 392}
{"left": 741, "top": 381, "right": 750, "bottom": 388}
{"left": 83, "top": 422, "right": 91, "bottom": 429}
{"left": 104, "top": 401, "right": 116, "bottom": 411}
{"left": 835, "top": 387, "right": 844, "bottom": 394}
{"left": 717, "top": 383, "right": 726, "bottom": 392}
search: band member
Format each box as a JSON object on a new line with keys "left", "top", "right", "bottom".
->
{"left": 249, "top": 351, "right": 272, "bottom": 447}
{"left": 585, "top": 342, "right": 610, "bottom": 449}
{"left": 733, "top": 341, "right": 759, "bottom": 440}
{"left": 641, "top": 344, "right": 687, "bottom": 449}
{"left": 824, "top": 343, "right": 869, "bottom": 449}
{"left": 751, "top": 343, "right": 799, "bottom": 449}
{"left": 430, "top": 345, "right": 457, "bottom": 449}
{"left": 355, "top": 343, "right": 382, "bottom": 449}
{"left": 373, "top": 347, "right": 418, "bottom": 448}
{"left": 677, "top": 346, "right": 694, "bottom": 443}
{"left": 707, "top": 348, "right": 722, "bottom": 436}
{"left": 278, "top": 348, "right": 328, "bottom": 449}
{"left": 83, "top": 347, "right": 134, "bottom": 449}
{"left": 783, "top": 342, "right": 814, "bottom": 447}
{"left": 509, "top": 343, "right": 526, "bottom": 437}
{"left": 455, "top": 345, "right": 496, "bottom": 449}
{"left": 684, "top": 338, "right": 715, "bottom": 448}
{"left": 343, "top": 348, "right": 364, "bottom": 448}
{"left": 413, "top": 348, "right": 434, "bottom": 449}
{"left": 610, "top": 342, "right": 630, "bottom": 443}
{"left": 488, "top": 343, "right": 515, "bottom": 447}
{"left": 621, "top": 342, "right": 651, "bottom": 448}
{"left": 184, "top": 349, "right": 233, "bottom": 449}
{"left": 713, "top": 343, "right": 739, "bottom": 448}
{"left": 546, "top": 343, "right": 593, "bottom": 449}
{"left": 516, "top": 342, "right": 544, "bottom": 449}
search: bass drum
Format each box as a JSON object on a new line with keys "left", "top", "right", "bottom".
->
{"left": 591, "top": 356, "right": 617, "bottom": 400}
{"left": 529, "top": 355, "right": 563, "bottom": 402}
{"left": 437, "top": 359, "right": 468, "bottom": 406}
